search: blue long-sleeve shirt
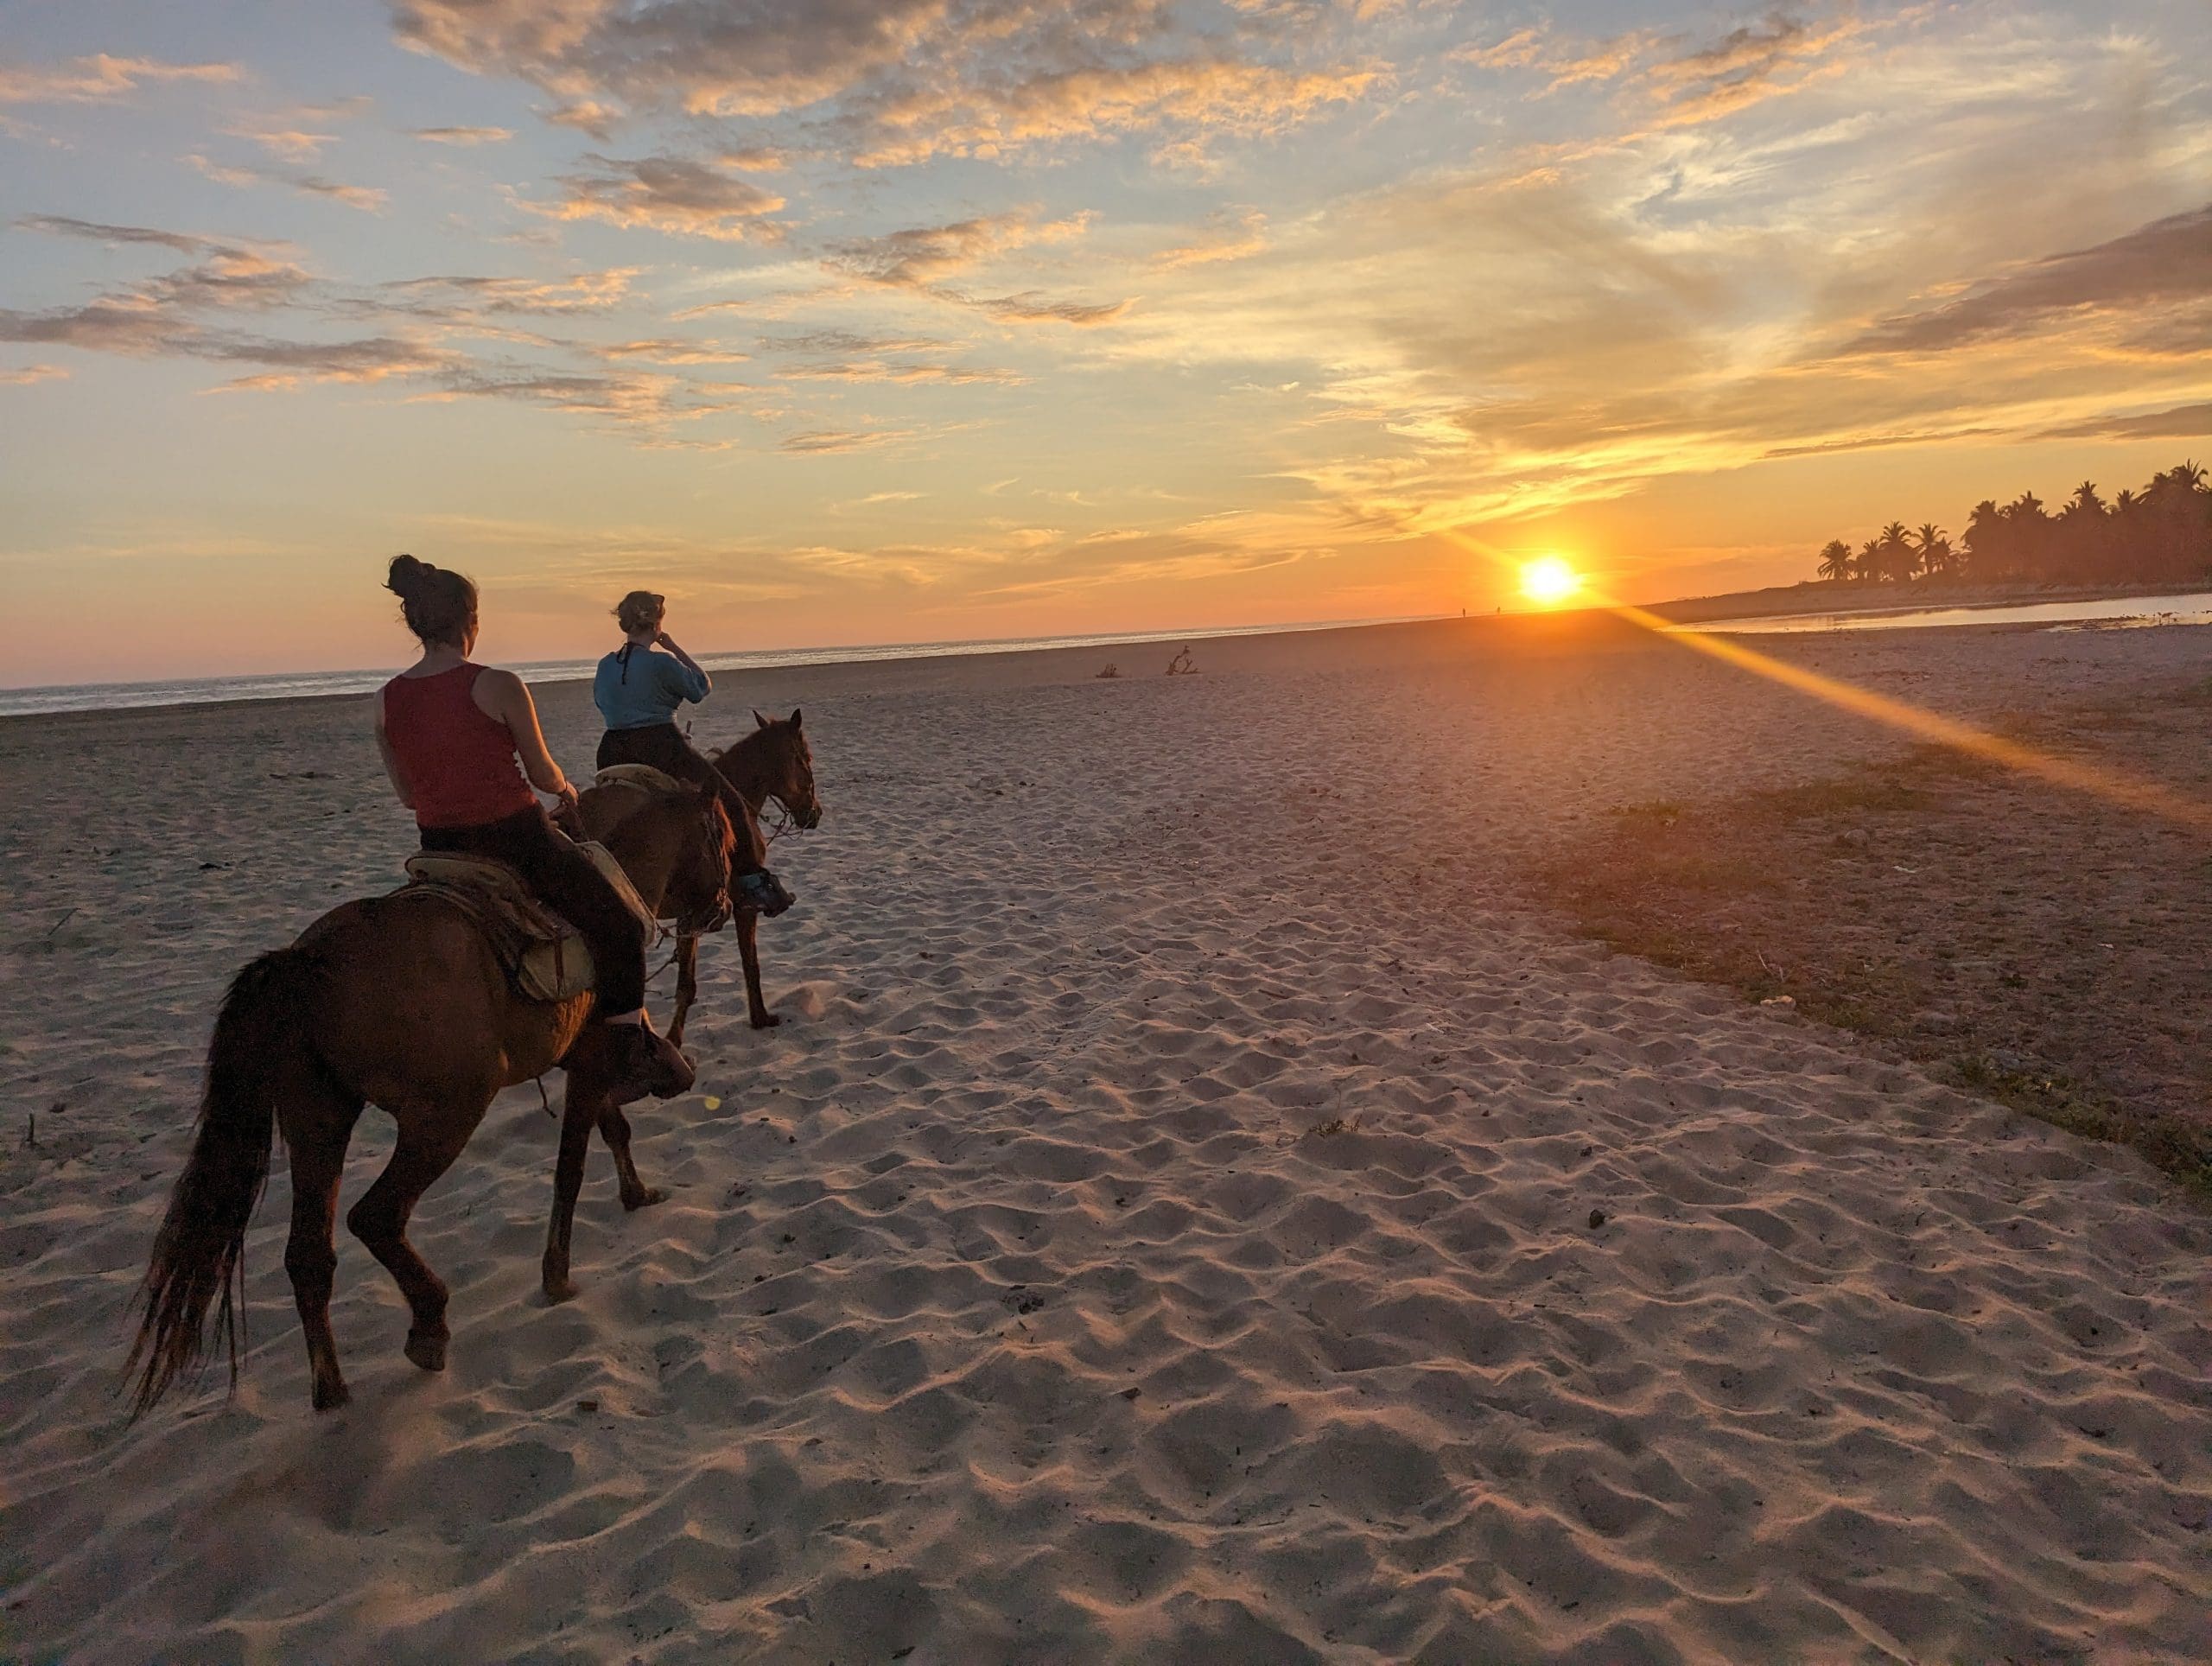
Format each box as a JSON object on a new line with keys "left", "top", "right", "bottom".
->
{"left": 594, "top": 645, "right": 709, "bottom": 731}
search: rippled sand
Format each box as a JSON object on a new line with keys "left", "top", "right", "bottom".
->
{"left": 3, "top": 614, "right": 2208, "bottom": 1663}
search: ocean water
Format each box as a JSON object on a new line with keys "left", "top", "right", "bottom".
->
{"left": 0, "top": 617, "right": 1427, "bottom": 719}
{"left": 1692, "top": 590, "right": 2212, "bottom": 635}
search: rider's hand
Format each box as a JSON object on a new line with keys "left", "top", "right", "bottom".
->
{"left": 555, "top": 781, "right": 580, "bottom": 811}
{"left": 654, "top": 630, "right": 677, "bottom": 652}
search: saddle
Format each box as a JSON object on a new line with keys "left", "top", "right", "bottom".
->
{"left": 589, "top": 764, "right": 690, "bottom": 828}
{"left": 397, "top": 841, "right": 656, "bottom": 1003}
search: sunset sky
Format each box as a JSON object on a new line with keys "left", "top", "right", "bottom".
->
{"left": 3, "top": 2, "right": 2208, "bottom": 686}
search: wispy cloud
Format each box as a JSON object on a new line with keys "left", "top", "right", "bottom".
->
{"left": 1153, "top": 208, "right": 1269, "bottom": 270}
{"left": 378, "top": 269, "right": 640, "bottom": 316}
{"left": 776, "top": 359, "right": 1020, "bottom": 385}
{"left": 846, "top": 56, "right": 1382, "bottom": 169}
{"left": 221, "top": 97, "right": 372, "bottom": 162}
{"left": 598, "top": 338, "right": 753, "bottom": 365}
{"left": 826, "top": 211, "right": 1090, "bottom": 287}
{"left": 2038, "top": 402, "right": 2212, "bottom": 442}
{"left": 0, "top": 54, "right": 240, "bottom": 105}
{"left": 0, "top": 363, "right": 67, "bottom": 385}
{"left": 185, "top": 153, "right": 389, "bottom": 213}
{"left": 780, "top": 427, "right": 919, "bottom": 454}
{"left": 1642, "top": 11, "right": 1865, "bottom": 127}
{"left": 391, "top": 0, "right": 1379, "bottom": 168}
{"left": 1845, "top": 205, "right": 2212, "bottom": 356}
{"left": 825, "top": 210, "right": 1126, "bottom": 325}
{"left": 536, "top": 153, "right": 785, "bottom": 239}
{"left": 410, "top": 124, "right": 513, "bottom": 145}
{"left": 3, "top": 215, "right": 765, "bottom": 430}
{"left": 969, "top": 293, "right": 1130, "bottom": 326}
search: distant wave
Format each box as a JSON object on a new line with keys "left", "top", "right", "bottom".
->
{"left": 0, "top": 617, "right": 1433, "bottom": 718}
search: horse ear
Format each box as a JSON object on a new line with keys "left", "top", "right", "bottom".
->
{"left": 789, "top": 708, "right": 802, "bottom": 730}
{"left": 753, "top": 708, "right": 771, "bottom": 729}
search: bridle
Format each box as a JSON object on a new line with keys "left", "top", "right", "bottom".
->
{"left": 755, "top": 741, "right": 822, "bottom": 843}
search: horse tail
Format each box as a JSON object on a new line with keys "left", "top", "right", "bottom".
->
{"left": 126, "top": 946, "right": 321, "bottom": 1417}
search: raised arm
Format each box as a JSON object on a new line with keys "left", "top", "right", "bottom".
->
{"left": 481, "top": 668, "right": 578, "bottom": 808}
{"left": 373, "top": 687, "right": 415, "bottom": 810}
{"left": 655, "top": 630, "right": 712, "bottom": 701}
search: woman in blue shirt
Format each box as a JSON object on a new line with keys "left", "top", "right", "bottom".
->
{"left": 594, "top": 591, "right": 791, "bottom": 912}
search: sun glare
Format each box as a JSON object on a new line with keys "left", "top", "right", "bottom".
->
{"left": 1520, "top": 556, "right": 1581, "bottom": 607}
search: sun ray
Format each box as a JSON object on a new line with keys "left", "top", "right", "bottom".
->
{"left": 1438, "top": 526, "right": 2212, "bottom": 836}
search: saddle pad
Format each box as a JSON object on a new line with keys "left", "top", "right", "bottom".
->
{"left": 594, "top": 763, "right": 689, "bottom": 796}
{"left": 397, "top": 841, "right": 653, "bottom": 1002}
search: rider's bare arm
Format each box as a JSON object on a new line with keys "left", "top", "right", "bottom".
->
{"left": 373, "top": 688, "right": 415, "bottom": 810}
{"left": 479, "top": 669, "right": 576, "bottom": 804}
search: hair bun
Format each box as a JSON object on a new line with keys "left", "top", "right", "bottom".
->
{"left": 386, "top": 553, "right": 434, "bottom": 599}
{"left": 385, "top": 554, "right": 479, "bottom": 648}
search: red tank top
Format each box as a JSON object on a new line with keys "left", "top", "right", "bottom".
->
{"left": 381, "top": 664, "right": 538, "bottom": 830}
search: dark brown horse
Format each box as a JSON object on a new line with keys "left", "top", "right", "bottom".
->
{"left": 127, "top": 782, "right": 735, "bottom": 1416}
{"left": 709, "top": 709, "right": 823, "bottom": 1030}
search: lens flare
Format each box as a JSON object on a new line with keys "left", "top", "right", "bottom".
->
{"left": 1520, "top": 556, "right": 1581, "bottom": 606}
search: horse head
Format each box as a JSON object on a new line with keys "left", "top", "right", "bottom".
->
{"left": 750, "top": 708, "right": 823, "bottom": 830}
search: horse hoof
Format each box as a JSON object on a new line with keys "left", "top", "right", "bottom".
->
{"left": 622, "top": 1186, "right": 668, "bottom": 1211}
{"left": 543, "top": 1276, "right": 579, "bottom": 1306}
{"left": 752, "top": 1012, "right": 782, "bottom": 1030}
{"left": 313, "top": 1379, "right": 351, "bottom": 1411}
{"left": 404, "top": 1329, "right": 448, "bottom": 1372}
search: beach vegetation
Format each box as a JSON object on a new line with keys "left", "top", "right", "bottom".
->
{"left": 1810, "top": 461, "right": 2212, "bottom": 588}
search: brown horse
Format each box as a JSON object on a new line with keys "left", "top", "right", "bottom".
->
{"left": 709, "top": 709, "right": 823, "bottom": 1030}
{"left": 127, "top": 782, "right": 735, "bottom": 1417}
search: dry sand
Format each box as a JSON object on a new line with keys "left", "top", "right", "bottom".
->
{"left": 3, "top": 614, "right": 2209, "bottom": 1663}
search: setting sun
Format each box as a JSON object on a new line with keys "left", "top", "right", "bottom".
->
{"left": 1520, "top": 556, "right": 1583, "bottom": 607}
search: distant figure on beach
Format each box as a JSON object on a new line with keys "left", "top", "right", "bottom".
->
{"left": 377, "top": 556, "right": 686, "bottom": 1098}
{"left": 594, "top": 590, "right": 772, "bottom": 842}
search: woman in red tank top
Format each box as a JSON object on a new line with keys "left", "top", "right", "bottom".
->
{"left": 375, "top": 555, "right": 688, "bottom": 1102}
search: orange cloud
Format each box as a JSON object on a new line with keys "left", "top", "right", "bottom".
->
{"left": 0, "top": 54, "right": 241, "bottom": 105}
{"left": 537, "top": 153, "right": 785, "bottom": 239}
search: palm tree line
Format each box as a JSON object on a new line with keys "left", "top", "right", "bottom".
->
{"left": 1814, "top": 461, "right": 2212, "bottom": 588}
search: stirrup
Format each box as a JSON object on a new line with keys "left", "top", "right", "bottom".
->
{"left": 738, "top": 868, "right": 795, "bottom": 918}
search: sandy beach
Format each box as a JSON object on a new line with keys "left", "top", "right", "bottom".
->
{"left": 3, "top": 614, "right": 2209, "bottom": 1663}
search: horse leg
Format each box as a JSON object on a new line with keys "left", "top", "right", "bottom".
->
{"left": 543, "top": 1069, "right": 611, "bottom": 1304}
{"left": 669, "top": 933, "right": 698, "bottom": 1048}
{"left": 738, "top": 910, "right": 779, "bottom": 1029}
{"left": 346, "top": 1099, "right": 486, "bottom": 1373}
{"left": 278, "top": 1082, "right": 363, "bottom": 1412}
{"left": 597, "top": 1098, "right": 666, "bottom": 1211}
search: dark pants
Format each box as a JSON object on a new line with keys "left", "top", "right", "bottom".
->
{"left": 422, "top": 805, "right": 647, "bottom": 1013}
{"left": 599, "top": 722, "right": 756, "bottom": 854}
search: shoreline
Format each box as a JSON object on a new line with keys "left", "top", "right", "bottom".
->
{"left": 13, "top": 577, "right": 2210, "bottom": 722}
{"left": 0, "top": 611, "right": 1444, "bottom": 722}
{"left": 1647, "top": 575, "right": 2207, "bottom": 626}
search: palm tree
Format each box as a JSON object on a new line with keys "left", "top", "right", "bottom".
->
{"left": 1807, "top": 460, "right": 2212, "bottom": 587}
{"left": 1914, "top": 523, "right": 1953, "bottom": 580}
{"left": 1878, "top": 520, "right": 1916, "bottom": 583}
{"left": 1961, "top": 498, "right": 2003, "bottom": 579}
{"left": 2005, "top": 491, "right": 2054, "bottom": 579}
